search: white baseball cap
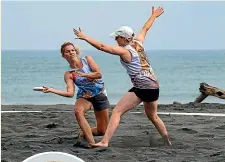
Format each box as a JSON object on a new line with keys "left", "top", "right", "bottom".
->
{"left": 110, "top": 26, "right": 134, "bottom": 39}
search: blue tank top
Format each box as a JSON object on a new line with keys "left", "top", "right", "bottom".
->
{"left": 68, "top": 57, "right": 105, "bottom": 99}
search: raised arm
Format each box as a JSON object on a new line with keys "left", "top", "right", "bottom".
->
{"left": 43, "top": 72, "right": 75, "bottom": 97}
{"left": 135, "top": 6, "right": 164, "bottom": 43}
{"left": 73, "top": 28, "right": 131, "bottom": 62}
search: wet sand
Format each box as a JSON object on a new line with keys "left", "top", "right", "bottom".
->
{"left": 1, "top": 103, "right": 225, "bottom": 162}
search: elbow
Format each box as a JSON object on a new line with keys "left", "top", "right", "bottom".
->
{"left": 142, "top": 27, "right": 149, "bottom": 32}
{"left": 98, "top": 44, "right": 106, "bottom": 51}
{"left": 67, "top": 92, "right": 74, "bottom": 98}
{"left": 97, "top": 44, "right": 114, "bottom": 55}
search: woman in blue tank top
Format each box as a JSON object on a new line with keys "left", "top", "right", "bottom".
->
{"left": 42, "top": 42, "right": 110, "bottom": 148}
{"left": 73, "top": 6, "right": 171, "bottom": 148}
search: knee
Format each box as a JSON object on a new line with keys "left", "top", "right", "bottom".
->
{"left": 74, "top": 107, "right": 84, "bottom": 119}
{"left": 148, "top": 114, "right": 158, "bottom": 121}
{"left": 112, "top": 109, "right": 122, "bottom": 117}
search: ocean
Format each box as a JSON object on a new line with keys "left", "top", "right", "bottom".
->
{"left": 1, "top": 49, "right": 225, "bottom": 105}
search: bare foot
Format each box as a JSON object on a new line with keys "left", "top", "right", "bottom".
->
{"left": 87, "top": 143, "right": 94, "bottom": 149}
{"left": 78, "top": 131, "right": 85, "bottom": 139}
{"left": 163, "top": 136, "right": 172, "bottom": 146}
{"left": 91, "top": 141, "right": 109, "bottom": 148}
{"left": 164, "top": 139, "right": 172, "bottom": 146}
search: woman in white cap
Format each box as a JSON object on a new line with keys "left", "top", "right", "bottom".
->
{"left": 73, "top": 6, "right": 171, "bottom": 147}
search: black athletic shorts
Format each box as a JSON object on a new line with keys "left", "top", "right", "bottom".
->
{"left": 85, "top": 92, "right": 110, "bottom": 111}
{"left": 128, "top": 87, "right": 159, "bottom": 102}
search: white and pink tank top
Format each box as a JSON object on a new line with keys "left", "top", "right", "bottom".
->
{"left": 120, "top": 40, "right": 159, "bottom": 89}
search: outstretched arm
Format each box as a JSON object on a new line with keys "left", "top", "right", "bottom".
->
{"left": 73, "top": 28, "right": 131, "bottom": 62}
{"left": 135, "top": 6, "right": 164, "bottom": 43}
{"left": 43, "top": 72, "right": 75, "bottom": 97}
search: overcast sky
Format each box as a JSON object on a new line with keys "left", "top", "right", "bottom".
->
{"left": 2, "top": 1, "right": 225, "bottom": 50}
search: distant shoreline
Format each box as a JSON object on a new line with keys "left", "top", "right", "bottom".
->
{"left": 1, "top": 103, "right": 225, "bottom": 113}
{"left": 2, "top": 49, "right": 225, "bottom": 51}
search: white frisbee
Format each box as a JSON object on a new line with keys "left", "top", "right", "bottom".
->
{"left": 22, "top": 151, "right": 85, "bottom": 162}
{"left": 33, "top": 86, "right": 44, "bottom": 91}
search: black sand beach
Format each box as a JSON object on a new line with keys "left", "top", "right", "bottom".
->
{"left": 1, "top": 103, "right": 225, "bottom": 162}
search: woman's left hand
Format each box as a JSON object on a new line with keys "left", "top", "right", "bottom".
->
{"left": 73, "top": 28, "right": 87, "bottom": 40}
{"left": 75, "top": 71, "right": 87, "bottom": 77}
{"left": 152, "top": 6, "right": 164, "bottom": 18}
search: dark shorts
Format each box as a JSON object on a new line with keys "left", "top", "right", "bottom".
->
{"left": 85, "top": 92, "right": 110, "bottom": 111}
{"left": 128, "top": 87, "right": 159, "bottom": 102}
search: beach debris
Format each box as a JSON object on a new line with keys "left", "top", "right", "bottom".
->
{"left": 173, "top": 101, "right": 182, "bottom": 105}
{"left": 215, "top": 124, "right": 225, "bottom": 130}
{"left": 46, "top": 122, "right": 58, "bottom": 129}
{"left": 143, "top": 131, "right": 149, "bottom": 135}
{"left": 209, "top": 151, "right": 222, "bottom": 157}
{"left": 194, "top": 83, "right": 225, "bottom": 103}
{"left": 181, "top": 128, "right": 198, "bottom": 134}
{"left": 209, "top": 117, "right": 214, "bottom": 120}
{"left": 43, "top": 137, "right": 63, "bottom": 144}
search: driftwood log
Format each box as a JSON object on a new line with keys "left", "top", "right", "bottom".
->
{"left": 194, "top": 83, "right": 225, "bottom": 103}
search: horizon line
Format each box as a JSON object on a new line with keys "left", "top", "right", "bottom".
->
{"left": 2, "top": 49, "right": 225, "bottom": 51}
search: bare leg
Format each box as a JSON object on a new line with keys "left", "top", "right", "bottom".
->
{"left": 90, "top": 127, "right": 98, "bottom": 136}
{"left": 79, "top": 127, "right": 99, "bottom": 138}
{"left": 79, "top": 128, "right": 98, "bottom": 138}
{"left": 94, "top": 108, "right": 109, "bottom": 135}
{"left": 144, "top": 100, "right": 171, "bottom": 146}
{"left": 74, "top": 98, "right": 94, "bottom": 146}
{"left": 91, "top": 92, "right": 142, "bottom": 147}
{"left": 78, "top": 108, "right": 109, "bottom": 137}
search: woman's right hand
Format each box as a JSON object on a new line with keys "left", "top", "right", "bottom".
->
{"left": 73, "top": 28, "right": 87, "bottom": 40}
{"left": 43, "top": 86, "right": 52, "bottom": 93}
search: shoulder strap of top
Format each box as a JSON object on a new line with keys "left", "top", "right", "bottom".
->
{"left": 131, "top": 40, "right": 145, "bottom": 53}
{"left": 81, "top": 56, "right": 88, "bottom": 65}
{"left": 132, "top": 40, "right": 144, "bottom": 47}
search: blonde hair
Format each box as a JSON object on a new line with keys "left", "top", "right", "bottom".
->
{"left": 60, "top": 42, "right": 81, "bottom": 56}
